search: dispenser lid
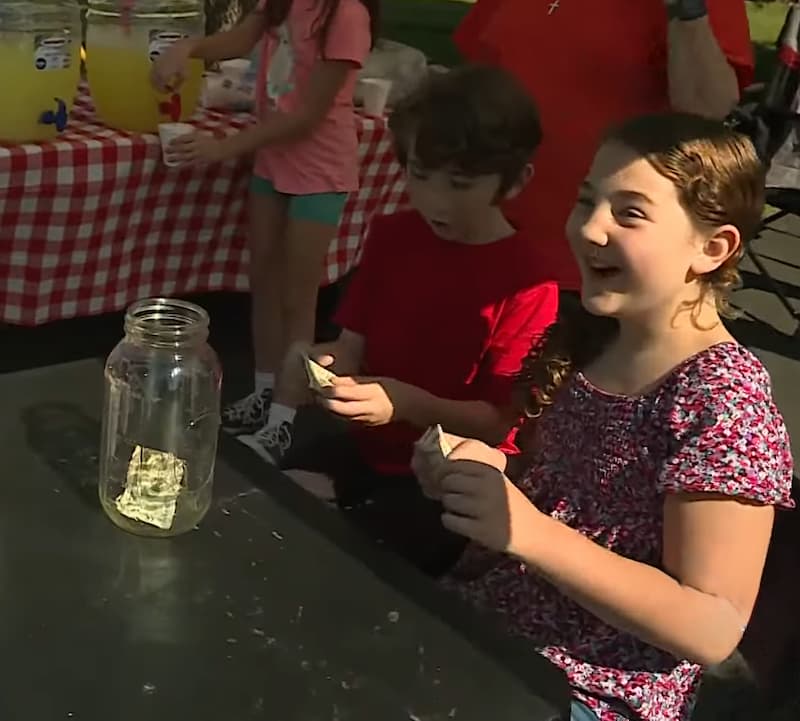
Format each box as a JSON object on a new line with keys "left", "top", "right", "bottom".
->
{"left": 87, "top": 0, "right": 203, "bottom": 18}
{"left": 0, "top": 1, "right": 81, "bottom": 32}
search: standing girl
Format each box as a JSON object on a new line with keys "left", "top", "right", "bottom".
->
{"left": 414, "top": 114, "right": 794, "bottom": 721}
{"left": 152, "top": 0, "right": 378, "bottom": 434}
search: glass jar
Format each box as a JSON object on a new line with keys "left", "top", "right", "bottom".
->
{"left": 0, "top": 1, "right": 81, "bottom": 143}
{"left": 99, "top": 298, "right": 222, "bottom": 537}
{"left": 85, "top": 0, "right": 205, "bottom": 132}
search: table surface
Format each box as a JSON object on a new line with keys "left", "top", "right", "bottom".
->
{"left": 0, "top": 359, "right": 569, "bottom": 721}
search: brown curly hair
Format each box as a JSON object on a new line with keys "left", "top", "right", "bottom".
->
{"left": 515, "top": 112, "right": 766, "bottom": 421}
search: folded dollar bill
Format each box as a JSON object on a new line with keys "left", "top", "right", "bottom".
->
{"left": 303, "top": 353, "right": 337, "bottom": 392}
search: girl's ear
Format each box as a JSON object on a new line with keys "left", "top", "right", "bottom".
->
{"left": 691, "top": 224, "right": 741, "bottom": 276}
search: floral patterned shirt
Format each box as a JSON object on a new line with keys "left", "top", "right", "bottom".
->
{"left": 447, "top": 342, "right": 794, "bottom": 721}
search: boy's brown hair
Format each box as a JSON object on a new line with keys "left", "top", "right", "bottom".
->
{"left": 389, "top": 64, "right": 543, "bottom": 194}
{"left": 516, "top": 112, "right": 765, "bottom": 420}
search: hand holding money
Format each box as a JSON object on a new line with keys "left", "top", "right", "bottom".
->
{"left": 316, "top": 375, "right": 411, "bottom": 427}
{"left": 413, "top": 434, "right": 510, "bottom": 501}
{"left": 304, "top": 353, "right": 337, "bottom": 393}
{"left": 412, "top": 425, "right": 453, "bottom": 500}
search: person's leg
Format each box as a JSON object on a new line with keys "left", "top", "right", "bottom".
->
{"left": 282, "top": 428, "right": 367, "bottom": 502}
{"left": 237, "top": 343, "right": 314, "bottom": 465}
{"left": 250, "top": 179, "right": 291, "bottom": 382}
{"left": 280, "top": 191, "right": 347, "bottom": 351}
{"left": 241, "top": 192, "right": 346, "bottom": 460}
{"left": 278, "top": 425, "right": 465, "bottom": 576}
{"left": 222, "top": 177, "right": 289, "bottom": 435}
{"left": 340, "top": 473, "right": 468, "bottom": 577}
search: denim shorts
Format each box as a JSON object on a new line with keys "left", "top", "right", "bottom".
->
{"left": 249, "top": 175, "right": 347, "bottom": 226}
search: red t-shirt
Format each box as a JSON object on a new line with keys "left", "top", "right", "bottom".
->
{"left": 335, "top": 210, "right": 558, "bottom": 475}
{"left": 454, "top": 0, "right": 754, "bottom": 290}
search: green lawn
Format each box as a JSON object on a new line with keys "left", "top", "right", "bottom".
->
{"left": 381, "top": 0, "right": 787, "bottom": 76}
{"left": 746, "top": 1, "right": 787, "bottom": 82}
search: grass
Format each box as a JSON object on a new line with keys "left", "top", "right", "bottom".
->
{"left": 746, "top": 1, "right": 787, "bottom": 82}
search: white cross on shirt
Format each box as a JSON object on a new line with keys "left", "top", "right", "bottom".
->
{"left": 547, "top": 0, "right": 560, "bottom": 14}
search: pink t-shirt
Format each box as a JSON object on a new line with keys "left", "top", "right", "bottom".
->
{"left": 253, "top": 0, "right": 371, "bottom": 194}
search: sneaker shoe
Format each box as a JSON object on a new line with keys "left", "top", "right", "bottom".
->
{"left": 238, "top": 420, "right": 294, "bottom": 466}
{"left": 221, "top": 388, "right": 273, "bottom": 435}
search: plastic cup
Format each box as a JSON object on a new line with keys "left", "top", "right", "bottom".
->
{"left": 359, "top": 78, "right": 392, "bottom": 116}
{"left": 158, "top": 122, "right": 194, "bottom": 167}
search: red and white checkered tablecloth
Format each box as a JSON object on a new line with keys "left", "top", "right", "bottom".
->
{"left": 0, "top": 83, "right": 407, "bottom": 326}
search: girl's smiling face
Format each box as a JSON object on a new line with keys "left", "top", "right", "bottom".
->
{"left": 566, "top": 141, "right": 740, "bottom": 323}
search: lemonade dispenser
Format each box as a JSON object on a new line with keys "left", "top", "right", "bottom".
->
{"left": 0, "top": 1, "right": 81, "bottom": 144}
{"left": 85, "top": 0, "right": 205, "bottom": 133}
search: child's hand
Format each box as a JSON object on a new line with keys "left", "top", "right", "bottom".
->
{"left": 438, "top": 442, "right": 543, "bottom": 556}
{"left": 448, "top": 438, "right": 508, "bottom": 471}
{"left": 151, "top": 39, "right": 193, "bottom": 92}
{"left": 413, "top": 436, "right": 505, "bottom": 501}
{"left": 411, "top": 441, "right": 446, "bottom": 500}
{"left": 319, "top": 376, "right": 412, "bottom": 427}
{"left": 168, "top": 132, "right": 232, "bottom": 165}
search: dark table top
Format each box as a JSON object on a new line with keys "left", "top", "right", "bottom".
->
{"left": 0, "top": 359, "right": 569, "bottom": 721}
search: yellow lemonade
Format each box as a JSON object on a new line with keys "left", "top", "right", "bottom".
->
{"left": 0, "top": 32, "right": 80, "bottom": 143}
{"left": 86, "top": 25, "right": 203, "bottom": 133}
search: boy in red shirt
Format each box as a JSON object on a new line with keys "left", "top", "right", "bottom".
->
{"left": 239, "top": 65, "right": 558, "bottom": 575}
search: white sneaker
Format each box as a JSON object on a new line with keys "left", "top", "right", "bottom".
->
{"left": 221, "top": 388, "right": 273, "bottom": 435}
{"left": 238, "top": 421, "right": 293, "bottom": 466}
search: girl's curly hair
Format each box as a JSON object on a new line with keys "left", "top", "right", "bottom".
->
{"left": 515, "top": 113, "right": 766, "bottom": 420}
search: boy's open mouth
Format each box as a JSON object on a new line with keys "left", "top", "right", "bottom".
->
{"left": 587, "top": 262, "right": 622, "bottom": 280}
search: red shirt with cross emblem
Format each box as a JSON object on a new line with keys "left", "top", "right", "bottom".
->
{"left": 454, "top": 0, "right": 754, "bottom": 290}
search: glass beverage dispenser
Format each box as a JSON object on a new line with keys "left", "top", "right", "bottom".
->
{"left": 85, "top": 0, "right": 205, "bottom": 132}
{"left": 0, "top": 1, "right": 81, "bottom": 143}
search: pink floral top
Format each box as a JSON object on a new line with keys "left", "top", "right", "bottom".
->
{"left": 447, "top": 342, "right": 794, "bottom": 721}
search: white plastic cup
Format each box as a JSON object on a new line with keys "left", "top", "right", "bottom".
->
{"left": 359, "top": 78, "right": 392, "bottom": 116}
{"left": 158, "top": 122, "right": 194, "bottom": 167}
{"left": 221, "top": 58, "right": 252, "bottom": 78}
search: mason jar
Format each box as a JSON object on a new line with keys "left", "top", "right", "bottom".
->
{"left": 99, "top": 298, "right": 222, "bottom": 537}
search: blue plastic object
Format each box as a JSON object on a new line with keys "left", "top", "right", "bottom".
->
{"left": 39, "top": 98, "right": 68, "bottom": 132}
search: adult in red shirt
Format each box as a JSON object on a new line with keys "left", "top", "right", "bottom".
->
{"left": 238, "top": 65, "right": 558, "bottom": 576}
{"left": 454, "top": 0, "right": 754, "bottom": 291}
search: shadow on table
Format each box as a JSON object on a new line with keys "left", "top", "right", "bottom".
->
{"left": 21, "top": 402, "right": 102, "bottom": 510}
